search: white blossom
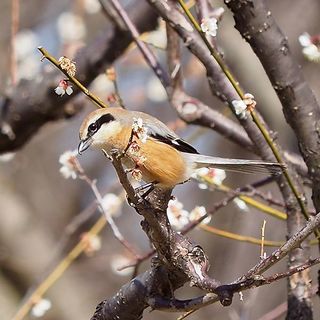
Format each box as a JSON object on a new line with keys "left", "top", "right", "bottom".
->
{"left": 15, "top": 30, "right": 39, "bottom": 60}
{"left": 132, "top": 118, "right": 148, "bottom": 143}
{"left": 167, "top": 198, "right": 189, "bottom": 231}
{"left": 31, "top": 299, "right": 52, "bottom": 318}
{"left": 233, "top": 197, "right": 249, "bottom": 212}
{"left": 298, "top": 32, "right": 320, "bottom": 63}
{"left": 57, "top": 12, "right": 86, "bottom": 41}
{"left": 132, "top": 117, "right": 144, "bottom": 132}
{"left": 211, "top": 169, "right": 226, "bottom": 185}
{"left": 54, "top": 80, "right": 73, "bottom": 96}
{"left": 232, "top": 99, "right": 247, "bottom": 118}
{"left": 200, "top": 17, "right": 218, "bottom": 37}
{"left": 189, "top": 206, "right": 211, "bottom": 224}
{"left": 298, "top": 32, "right": 312, "bottom": 47}
{"left": 302, "top": 45, "right": 320, "bottom": 62}
{"left": 59, "top": 150, "right": 78, "bottom": 179}
{"left": 58, "top": 56, "right": 76, "bottom": 77}
{"left": 193, "top": 167, "right": 226, "bottom": 187}
{"left": 14, "top": 30, "right": 40, "bottom": 81}
{"left": 81, "top": 233, "right": 102, "bottom": 255}
{"left": 110, "top": 254, "right": 134, "bottom": 276}
{"left": 243, "top": 93, "right": 256, "bottom": 111}
{"left": 101, "top": 193, "right": 122, "bottom": 217}
{"left": 193, "top": 167, "right": 210, "bottom": 177}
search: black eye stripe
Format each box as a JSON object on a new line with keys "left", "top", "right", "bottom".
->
{"left": 87, "top": 113, "right": 115, "bottom": 135}
{"left": 96, "top": 114, "right": 115, "bottom": 127}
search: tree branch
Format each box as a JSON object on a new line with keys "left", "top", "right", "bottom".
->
{"left": 225, "top": 0, "right": 320, "bottom": 213}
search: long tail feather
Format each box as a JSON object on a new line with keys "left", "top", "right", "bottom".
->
{"left": 185, "top": 154, "right": 285, "bottom": 175}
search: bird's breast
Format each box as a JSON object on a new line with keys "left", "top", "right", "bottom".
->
{"left": 125, "top": 139, "right": 189, "bottom": 188}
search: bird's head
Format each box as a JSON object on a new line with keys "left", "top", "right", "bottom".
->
{"left": 78, "top": 108, "right": 123, "bottom": 154}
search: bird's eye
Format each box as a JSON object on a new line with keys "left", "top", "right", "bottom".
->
{"left": 88, "top": 123, "right": 98, "bottom": 133}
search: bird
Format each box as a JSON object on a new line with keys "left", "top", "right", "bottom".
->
{"left": 78, "top": 108, "right": 284, "bottom": 190}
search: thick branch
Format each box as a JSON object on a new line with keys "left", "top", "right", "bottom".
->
{"left": 110, "top": 154, "right": 220, "bottom": 290}
{"left": 225, "top": 0, "right": 320, "bottom": 212}
{"left": 92, "top": 210, "right": 320, "bottom": 318}
{"left": 225, "top": 0, "right": 319, "bottom": 316}
{"left": 147, "top": 1, "right": 313, "bottom": 316}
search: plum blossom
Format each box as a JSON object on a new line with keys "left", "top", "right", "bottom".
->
{"left": 31, "top": 299, "right": 52, "bottom": 318}
{"left": 232, "top": 93, "right": 256, "bottom": 118}
{"left": 232, "top": 99, "right": 247, "bottom": 119}
{"left": 81, "top": 233, "right": 102, "bottom": 256}
{"left": 54, "top": 80, "right": 73, "bottom": 96}
{"left": 58, "top": 56, "right": 76, "bottom": 77}
{"left": 298, "top": 32, "right": 320, "bottom": 63}
{"left": 110, "top": 254, "right": 135, "bottom": 276}
{"left": 194, "top": 167, "right": 226, "bottom": 187}
{"left": 132, "top": 118, "right": 148, "bottom": 143}
{"left": 59, "top": 150, "right": 78, "bottom": 179}
{"left": 189, "top": 206, "right": 211, "bottom": 225}
{"left": 233, "top": 197, "right": 249, "bottom": 212}
{"left": 101, "top": 193, "right": 123, "bottom": 217}
{"left": 57, "top": 12, "right": 86, "bottom": 42}
{"left": 167, "top": 198, "right": 189, "bottom": 230}
{"left": 201, "top": 17, "right": 218, "bottom": 37}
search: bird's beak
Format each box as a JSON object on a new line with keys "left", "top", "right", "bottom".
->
{"left": 78, "top": 137, "right": 93, "bottom": 155}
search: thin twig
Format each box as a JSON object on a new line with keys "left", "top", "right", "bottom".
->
{"left": 153, "top": 256, "right": 320, "bottom": 313}
{"left": 199, "top": 224, "right": 282, "bottom": 247}
{"left": 75, "top": 162, "right": 141, "bottom": 258}
{"left": 197, "top": 176, "right": 287, "bottom": 220}
{"left": 100, "top": 0, "right": 171, "bottom": 91}
{"left": 260, "top": 220, "right": 267, "bottom": 259}
{"left": 38, "top": 47, "right": 109, "bottom": 109}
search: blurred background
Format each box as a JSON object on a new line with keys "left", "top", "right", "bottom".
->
{"left": 1, "top": 0, "right": 320, "bottom": 319}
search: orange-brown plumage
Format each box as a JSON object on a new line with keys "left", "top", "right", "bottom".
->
{"left": 137, "top": 139, "right": 187, "bottom": 187}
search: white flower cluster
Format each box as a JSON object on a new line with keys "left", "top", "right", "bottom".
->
{"left": 81, "top": 233, "right": 102, "bottom": 256}
{"left": 58, "top": 56, "right": 77, "bottom": 77}
{"left": 232, "top": 99, "right": 247, "bottom": 118}
{"left": 299, "top": 33, "right": 320, "bottom": 63}
{"left": 31, "top": 298, "right": 52, "bottom": 318}
{"left": 101, "top": 193, "right": 123, "bottom": 217}
{"left": 232, "top": 93, "right": 256, "bottom": 119}
{"left": 233, "top": 197, "right": 249, "bottom": 211}
{"left": 200, "top": 17, "right": 218, "bottom": 37}
{"left": 59, "top": 150, "right": 78, "bottom": 179}
{"left": 54, "top": 79, "right": 73, "bottom": 96}
{"left": 57, "top": 12, "right": 86, "bottom": 42}
{"left": 193, "top": 167, "right": 226, "bottom": 189}
{"left": 110, "top": 254, "right": 135, "bottom": 276}
{"left": 167, "top": 198, "right": 211, "bottom": 231}
{"left": 132, "top": 118, "right": 148, "bottom": 143}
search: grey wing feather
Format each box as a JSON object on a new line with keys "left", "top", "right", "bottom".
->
{"left": 142, "top": 115, "right": 179, "bottom": 139}
{"left": 143, "top": 116, "right": 199, "bottom": 154}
